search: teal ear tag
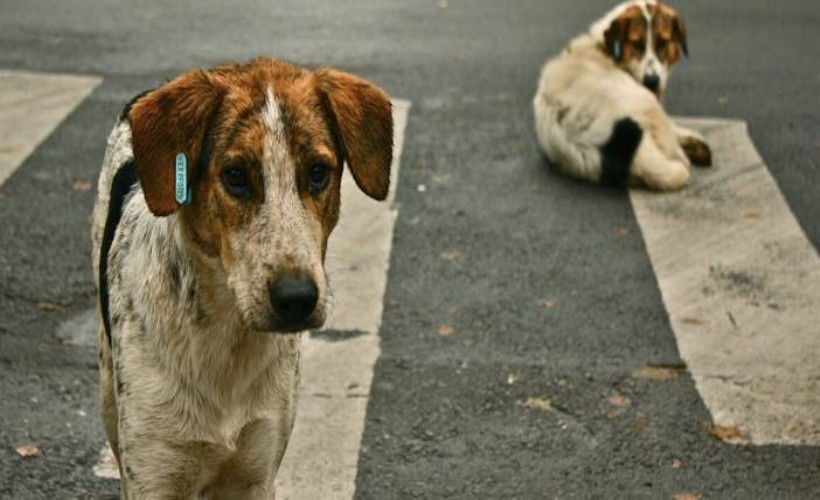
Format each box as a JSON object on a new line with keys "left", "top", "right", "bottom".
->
{"left": 175, "top": 153, "right": 192, "bottom": 205}
{"left": 613, "top": 41, "right": 622, "bottom": 60}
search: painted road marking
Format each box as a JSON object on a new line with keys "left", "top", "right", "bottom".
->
{"left": 631, "top": 118, "right": 820, "bottom": 445}
{"left": 275, "top": 100, "right": 410, "bottom": 499}
{"left": 0, "top": 70, "right": 102, "bottom": 186}
{"left": 88, "top": 101, "right": 412, "bottom": 493}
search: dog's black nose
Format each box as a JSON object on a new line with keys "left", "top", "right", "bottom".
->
{"left": 643, "top": 74, "right": 661, "bottom": 93}
{"left": 270, "top": 277, "right": 318, "bottom": 327}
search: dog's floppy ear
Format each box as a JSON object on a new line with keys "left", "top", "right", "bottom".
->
{"left": 315, "top": 68, "right": 394, "bottom": 201}
{"left": 604, "top": 15, "right": 630, "bottom": 62}
{"left": 671, "top": 13, "right": 689, "bottom": 57}
{"left": 128, "top": 70, "right": 224, "bottom": 216}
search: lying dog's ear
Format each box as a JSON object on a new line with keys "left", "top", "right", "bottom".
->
{"left": 604, "top": 16, "right": 630, "bottom": 62}
{"left": 671, "top": 13, "right": 688, "bottom": 57}
{"left": 128, "top": 71, "right": 224, "bottom": 216}
{"left": 315, "top": 69, "right": 394, "bottom": 201}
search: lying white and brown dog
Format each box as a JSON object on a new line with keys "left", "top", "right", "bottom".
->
{"left": 91, "top": 58, "right": 393, "bottom": 498}
{"left": 533, "top": 0, "right": 711, "bottom": 190}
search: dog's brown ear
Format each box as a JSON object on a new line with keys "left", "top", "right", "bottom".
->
{"left": 128, "top": 71, "right": 223, "bottom": 216}
{"left": 671, "top": 13, "right": 689, "bottom": 57}
{"left": 315, "top": 69, "right": 394, "bottom": 201}
{"left": 604, "top": 15, "right": 630, "bottom": 62}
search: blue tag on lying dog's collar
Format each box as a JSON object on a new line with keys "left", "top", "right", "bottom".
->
{"left": 175, "top": 153, "right": 192, "bottom": 205}
{"left": 613, "top": 41, "right": 622, "bottom": 60}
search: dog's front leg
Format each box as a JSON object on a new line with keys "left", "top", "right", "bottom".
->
{"left": 118, "top": 439, "right": 217, "bottom": 500}
{"left": 674, "top": 125, "right": 713, "bottom": 167}
{"left": 201, "top": 419, "right": 291, "bottom": 500}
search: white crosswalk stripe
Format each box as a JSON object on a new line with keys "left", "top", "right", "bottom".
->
{"left": 631, "top": 118, "right": 820, "bottom": 445}
{"left": 0, "top": 70, "right": 101, "bottom": 187}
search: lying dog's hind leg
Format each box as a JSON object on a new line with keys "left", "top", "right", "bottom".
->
{"left": 631, "top": 132, "right": 691, "bottom": 191}
{"left": 599, "top": 118, "right": 643, "bottom": 187}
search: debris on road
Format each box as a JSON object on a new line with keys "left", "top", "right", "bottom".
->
{"left": 93, "top": 444, "right": 120, "bottom": 479}
{"left": 72, "top": 180, "right": 91, "bottom": 192}
{"left": 15, "top": 444, "right": 39, "bottom": 458}
{"left": 673, "top": 493, "right": 701, "bottom": 500}
{"left": 437, "top": 324, "right": 455, "bottom": 337}
{"left": 608, "top": 392, "right": 632, "bottom": 408}
{"left": 440, "top": 250, "right": 462, "bottom": 262}
{"left": 631, "top": 365, "right": 685, "bottom": 381}
{"left": 709, "top": 424, "right": 746, "bottom": 442}
{"left": 521, "top": 397, "right": 554, "bottom": 413}
{"left": 431, "top": 173, "right": 450, "bottom": 184}
{"left": 36, "top": 301, "right": 65, "bottom": 313}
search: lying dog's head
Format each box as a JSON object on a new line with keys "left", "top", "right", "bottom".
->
{"left": 127, "top": 58, "right": 393, "bottom": 333}
{"left": 598, "top": 0, "right": 688, "bottom": 98}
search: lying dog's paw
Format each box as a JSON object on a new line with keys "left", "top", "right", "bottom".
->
{"left": 681, "top": 137, "right": 713, "bottom": 168}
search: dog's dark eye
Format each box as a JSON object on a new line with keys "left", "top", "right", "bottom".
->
{"left": 308, "top": 163, "right": 331, "bottom": 195}
{"left": 222, "top": 166, "right": 251, "bottom": 200}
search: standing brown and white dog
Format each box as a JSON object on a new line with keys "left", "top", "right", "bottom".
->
{"left": 533, "top": 0, "right": 712, "bottom": 190}
{"left": 91, "top": 58, "right": 393, "bottom": 498}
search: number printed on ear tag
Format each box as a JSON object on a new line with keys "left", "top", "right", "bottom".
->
{"left": 175, "top": 153, "right": 192, "bottom": 205}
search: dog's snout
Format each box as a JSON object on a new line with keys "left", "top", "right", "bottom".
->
{"left": 643, "top": 74, "right": 661, "bottom": 94}
{"left": 270, "top": 277, "right": 318, "bottom": 327}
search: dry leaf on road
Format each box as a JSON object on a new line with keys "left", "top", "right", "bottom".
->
{"left": 440, "top": 250, "right": 462, "bottom": 262}
{"left": 608, "top": 392, "right": 632, "bottom": 408}
{"left": 709, "top": 424, "right": 745, "bottom": 441}
{"left": 16, "top": 444, "right": 39, "bottom": 458}
{"left": 673, "top": 493, "right": 701, "bottom": 500}
{"left": 522, "top": 397, "right": 554, "bottom": 412}
{"left": 72, "top": 180, "right": 92, "bottom": 192}
{"left": 631, "top": 365, "right": 684, "bottom": 381}
{"left": 36, "top": 302, "right": 64, "bottom": 313}
{"left": 438, "top": 324, "right": 455, "bottom": 337}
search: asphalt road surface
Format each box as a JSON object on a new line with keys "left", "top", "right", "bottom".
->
{"left": 1, "top": 0, "right": 819, "bottom": 498}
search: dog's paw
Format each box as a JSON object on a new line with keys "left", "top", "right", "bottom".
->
{"left": 681, "top": 137, "right": 713, "bottom": 168}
